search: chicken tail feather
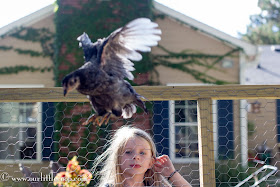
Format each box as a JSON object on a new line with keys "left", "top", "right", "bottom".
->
{"left": 122, "top": 104, "right": 136, "bottom": 119}
{"left": 135, "top": 95, "right": 148, "bottom": 113}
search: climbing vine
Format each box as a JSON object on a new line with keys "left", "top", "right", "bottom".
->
{"left": 0, "top": 65, "right": 52, "bottom": 74}
{"left": 0, "top": 27, "right": 54, "bottom": 75}
{"left": 152, "top": 46, "right": 241, "bottom": 85}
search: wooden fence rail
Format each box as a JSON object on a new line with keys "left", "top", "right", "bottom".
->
{"left": 0, "top": 85, "right": 279, "bottom": 186}
{"left": 0, "top": 85, "right": 280, "bottom": 102}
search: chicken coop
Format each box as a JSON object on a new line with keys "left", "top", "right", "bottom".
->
{"left": 0, "top": 85, "right": 280, "bottom": 186}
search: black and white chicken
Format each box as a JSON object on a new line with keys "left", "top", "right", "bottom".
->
{"left": 62, "top": 18, "right": 161, "bottom": 126}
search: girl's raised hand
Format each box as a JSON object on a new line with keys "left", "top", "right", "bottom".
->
{"left": 153, "top": 155, "right": 176, "bottom": 178}
{"left": 153, "top": 155, "right": 192, "bottom": 186}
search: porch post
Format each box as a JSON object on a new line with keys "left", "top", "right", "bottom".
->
{"left": 197, "top": 98, "right": 216, "bottom": 186}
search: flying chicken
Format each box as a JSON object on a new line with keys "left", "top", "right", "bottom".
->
{"left": 62, "top": 18, "right": 161, "bottom": 126}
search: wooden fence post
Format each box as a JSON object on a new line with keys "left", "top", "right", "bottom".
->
{"left": 197, "top": 98, "right": 215, "bottom": 186}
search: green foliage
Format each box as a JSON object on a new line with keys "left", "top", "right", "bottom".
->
{"left": 0, "top": 65, "right": 52, "bottom": 75}
{"left": 10, "top": 27, "right": 54, "bottom": 57}
{"left": 152, "top": 46, "right": 240, "bottom": 85}
{"left": 241, "top": 0, "right": 280, "bottom": 44}
{"left": 248, "top": 120, "right": 255, "bottom": 137}
{"left": 215, "top": 160, "right": 249, "bottom": 186}
{"left": 0, "top": 27, "right": 54, "bottom": 57}
{"left": 242, "top": 21, "right": 280, "bottom": 44}
{"left": 0, "top": 45, "right": 51, "bottom": 57}
{"left": 216, "top": 160, "right": 277, "bottom": 186}
{"left": 0, "top": 46, "right": 13, "bottom": 51}
{"left": 0, "top": 27, "right": 55, "bottom": 75}
{"left": 14, "top": 48, "right": 45, "bottom": 57}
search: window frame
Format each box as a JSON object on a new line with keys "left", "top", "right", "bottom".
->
{"left": 167, "top": 83, "right": 217, "bottom": 163}
{"left": 0, "top": 84, "right": 43, "bottom": 164}
{"left": 169, "top": 100, "right": 199, "bottom": 163}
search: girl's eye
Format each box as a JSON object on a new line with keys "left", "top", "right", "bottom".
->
{"left": 140, "top": 152, "right": 145, "bottom": 155}
{"left": 125, "top": 151, "right": 132, "bottom": 154}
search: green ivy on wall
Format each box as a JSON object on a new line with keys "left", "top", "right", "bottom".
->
{"left": 6, "top": 27, "right": 54, "bottom": 56}
{"left": 0, "top": 45, "right": 49, "bottom": 57}
{"left": 152, "top": 46, "right": 241, "bottom": 85}
{"left": 0, "top": 65, "right": 52, "bottom": 74}
{"left": 0, "top": 27, "right": 54, "bottom": 75}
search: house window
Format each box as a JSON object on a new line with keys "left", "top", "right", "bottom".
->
{"left": 0, "top": 102, "right": 42, "bottom": 162}
{"left": 170, "top": 100, "right": 199, "bottom": 162}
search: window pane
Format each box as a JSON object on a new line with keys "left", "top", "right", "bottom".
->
{"left": 175, "top": 108, "right": 186, "bottom": 122}
{"left": 175, "top": 124, "right": 198, "bottom": 158}
{"left": 0, "top": 102, "right": 39, "bottom": 124}
{"left": 0, "top": 103, "right": 19, "bottom": 123}
{"left": 174, "top": 100, "right": 197, "bottom": 123}
{"left": 186, "top": 108, "right": 197, "bottom": 122}
{"left": 175, "top": 100, "right": 185, "bottom": 105}
{"left": 187, "top": 100, "right": 197, "bottom": 106}
{"left": 0, "top": 127, "right": 37, "bottom": 160}
{"left": 20, "top": 103, "right": 39, "bottom": 123}
{"left": 187, "top": 126, "right": 198, "bottom": 141}
{"left": 186, "top": 100, "right": 197, "bottom": 122}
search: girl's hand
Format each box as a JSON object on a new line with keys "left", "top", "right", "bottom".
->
{"left": 153, "top": 155, "right": 176, "bottom": 178}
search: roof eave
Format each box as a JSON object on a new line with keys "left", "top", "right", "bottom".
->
{"left": 0, "top": 4, "right": 54, "bottom": 36}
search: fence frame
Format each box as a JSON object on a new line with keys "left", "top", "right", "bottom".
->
{"left": 1, "top": 85, "right": 280, "bottom": 186}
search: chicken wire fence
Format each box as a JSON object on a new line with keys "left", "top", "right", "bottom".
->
{"left": 0, "top": 85, "right": 280, "bottom": 186}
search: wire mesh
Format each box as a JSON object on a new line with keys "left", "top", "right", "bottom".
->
{"left": 0, "top": 86, "right": 279, "bottom": 186}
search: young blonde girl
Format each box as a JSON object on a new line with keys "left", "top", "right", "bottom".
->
{"left": 92, "top": 126, "right": 191, "bottom": 187}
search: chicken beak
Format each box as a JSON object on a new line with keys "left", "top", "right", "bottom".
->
{"left": 63, "top": 89, "right": 68, "bottom": 97}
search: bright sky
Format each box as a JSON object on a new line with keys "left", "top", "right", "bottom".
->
{"left": 156, "top": 0, "right": 261, "bottom": 37}
{"left": 0, "top": 0, "right": 261, "bottom": 38}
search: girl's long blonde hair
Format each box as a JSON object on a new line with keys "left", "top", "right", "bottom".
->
{"left": 92, "top": 126, "right": 171, "bottom": 187}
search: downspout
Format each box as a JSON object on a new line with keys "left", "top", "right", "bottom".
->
{"left": 239, "top": 52, "right": 248, "bottom": 168}
{"left": 239, "top": 48, "right": 259, "bottom": 168}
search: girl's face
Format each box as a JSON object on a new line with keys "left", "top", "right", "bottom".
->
{"left": 120, "top": 136, "right": 154, "bottom": 178}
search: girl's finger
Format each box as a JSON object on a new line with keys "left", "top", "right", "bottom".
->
{"left": 155, "top": 157, "right": 162, "bottom": 162}
{"left": 154, "top": 164, "right": 162, "bottom": 168}
{"left": 154, "top": 159, "right": 162, "bottom": 165}
{"left": 156, "top": 155, "right": 165, "bottom": 160}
